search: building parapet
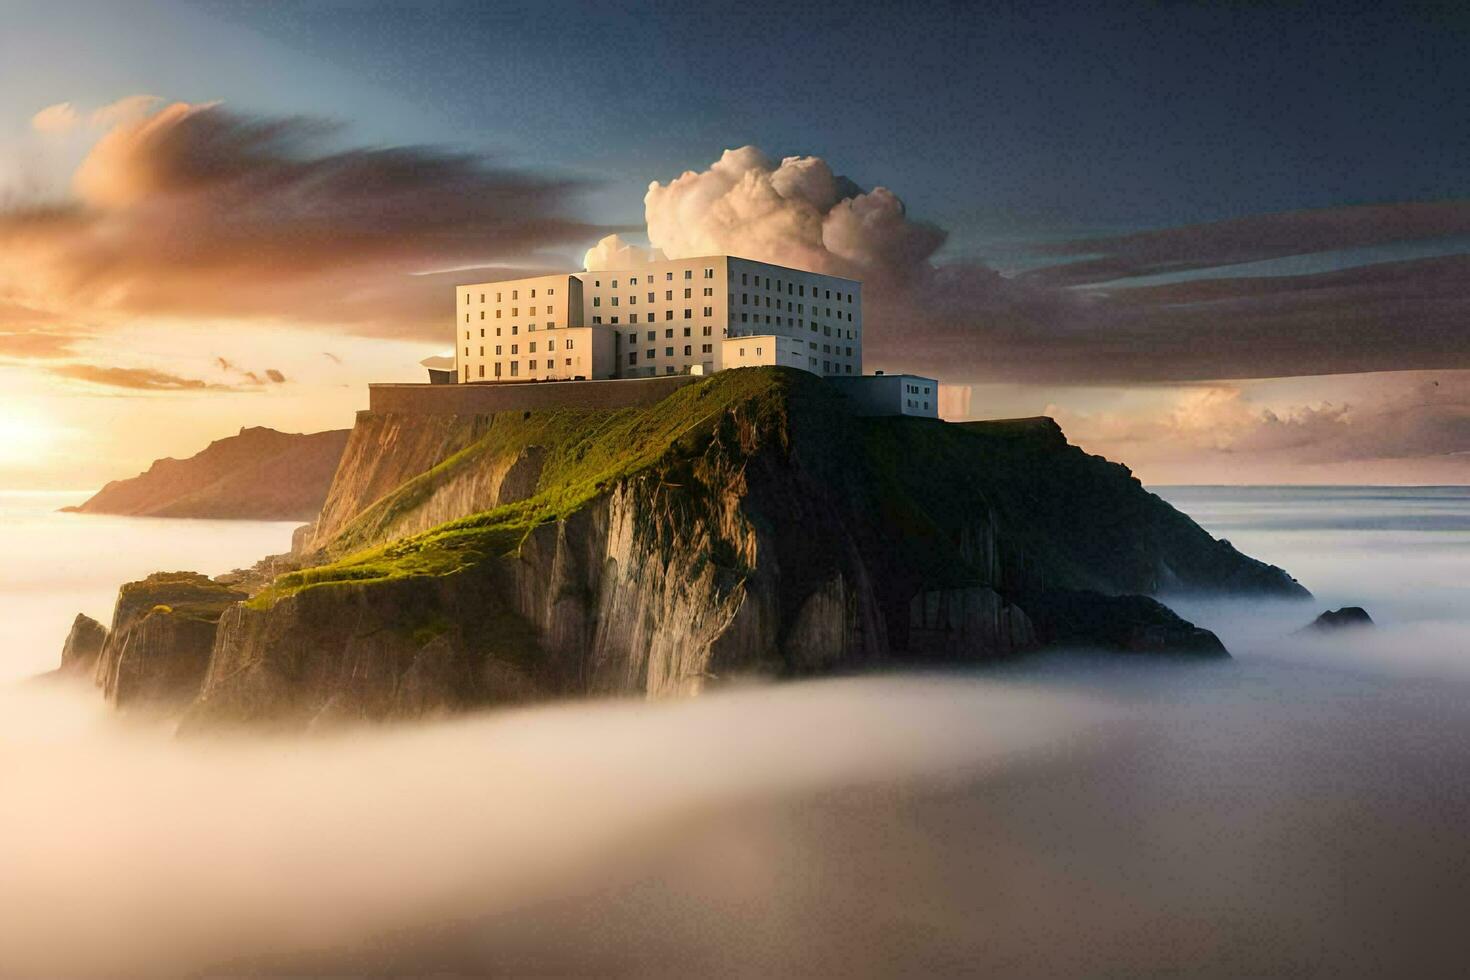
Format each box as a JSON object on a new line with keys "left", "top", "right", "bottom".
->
{"left": 368, "top": 375, "right": 698, "bottom": 415}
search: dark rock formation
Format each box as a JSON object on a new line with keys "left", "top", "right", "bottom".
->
{"left": 58, "top": 614, "right": 108, "bottom": 678}
{"left": 90, "top": 572, "right": 247, "bottom": 709}
{"left": 1022, "top": 589, "right": 1228, "bottom": 657}
{"left": 63, "top": 426, "right": 349, "bottom": 521}
{"left": 1299, "top": 606, "right": 1375, "bottom": 633}
{"left": 170, "top": 369, "right": 1296, "bottom": 728}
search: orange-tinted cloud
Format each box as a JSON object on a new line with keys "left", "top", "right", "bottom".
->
{"left": 48, "top": 364, "right": 237, "bottom": 391}
{"left": 2, "top": 101, "right": 602, "bottom": 335}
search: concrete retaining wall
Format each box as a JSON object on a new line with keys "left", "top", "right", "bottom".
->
{"left": 368, "top": 375, "right": 698, "bottom": 415}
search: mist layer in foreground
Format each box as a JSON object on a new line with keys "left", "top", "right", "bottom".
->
{"left": 6, "top": 658, "right": 1470, "bottom": 976}
{"left": 3, "top": 487, "right": 1469, "bottom": 975}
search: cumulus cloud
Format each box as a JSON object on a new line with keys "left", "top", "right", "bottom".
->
{"left": 1, "top": 100, "right": 602, "bottom": 336}
{"left": 583, "top": 234, "right": 664, "bottom": 270}
{"left": 625, "top": 146, "right": 1470, "bottom": 385}
{"left": 637, "top": 147, "right": 941, "bottom": 287}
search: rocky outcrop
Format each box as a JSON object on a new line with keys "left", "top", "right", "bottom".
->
{"left": 178, "top": 370, "right": 1290, "bottom": 728}
{"left": 90, "top": 572, "right": 247, "bottom": 709}
{"left": 58, "top": 614, "right": 108, "bottom": 678}
{"left": 76, "top": 369, "right": 1307, "bottom": 729}
{"left": 64, "top": 426, "right": 349, "bottom": 521}
{"left": 1021, "top": 589, "right": 1228, "bottom": 657}
{"left": 1299, "top": 606, "right": 1374, "bottom": 633}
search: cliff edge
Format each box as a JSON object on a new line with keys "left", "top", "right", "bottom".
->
{"left": 60, "top": 369, "right": 1307, "bottom": 728}
{"left": 162, "top": 368, "right": 1301, "bottom": 727}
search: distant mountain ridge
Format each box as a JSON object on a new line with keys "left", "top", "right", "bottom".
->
{"left": 65, "top": 426, "right": 350, "bottom": 521}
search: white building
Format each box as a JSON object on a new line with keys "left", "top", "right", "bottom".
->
{"left": 454, "top": 256, "right": 861, "bottom": 384}
{"left": 828, "top": 373, "right": 940, "bottom": 418}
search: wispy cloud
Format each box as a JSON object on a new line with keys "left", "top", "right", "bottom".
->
{"left": 3, "top": 100, "right": 604, "bottom": 335}
{"left": 49, "top": 364, "right": 239, "bottom": 392}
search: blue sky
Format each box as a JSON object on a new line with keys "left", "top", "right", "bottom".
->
{"left": 6, "top": 0, "right": 1465, "bottom": 263}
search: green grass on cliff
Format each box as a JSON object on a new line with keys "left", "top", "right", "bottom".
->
{"left": 118, "top": 571, "right": 248, "bottom": 623}
{"left": 251, "top": 368, "right": 807, "bottom": 607}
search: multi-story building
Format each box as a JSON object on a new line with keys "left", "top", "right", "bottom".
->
{"left": 454, "top": 256, "right": 862, "bottom": 384}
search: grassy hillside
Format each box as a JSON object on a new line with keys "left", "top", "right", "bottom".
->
{"left": 253, "top": 367, "right": 1303, "bottom": 609}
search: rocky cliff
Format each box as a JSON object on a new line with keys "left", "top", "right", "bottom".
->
{"left": 165, "top": 370, "right": 1306, "bottom": 727}
{"left": 63, "top": 369, "right": 1308, "bottom": 729}
{"left": 65, "top": 426, "right": 349, "bottom": 521}
{"left": 90, "top": 572, "right": 247, "bottom": 709}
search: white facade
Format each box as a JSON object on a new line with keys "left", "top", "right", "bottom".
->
{"left": 455, "top": 274, "right": 617, "bottom": 384}
{"left": 720, "top": 334, "right": 809, "bottom": 370}
{"left": 454, "top": 256, "right": 862, "bottom": 384}
{"left": 828, "top": 374, "right": 940, "bottom": 418}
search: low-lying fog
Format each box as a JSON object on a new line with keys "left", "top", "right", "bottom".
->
{"left": 2, "top": 487, "right": 1468, "bottom": 976}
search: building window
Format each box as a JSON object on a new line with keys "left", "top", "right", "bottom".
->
{"left": 684, "top": 269, "right": 692, "bottom": 280}
{"left": 684, "top": 345, "right": 692, "bottom": 356}
{"left": 494, "top": 363, "right": 502, "bottom": 378}
{"left": 702, "top": 306, "right": 712, "bottom": 317}
{"left": 478, "top": 364, "right": 485, "bottom": 378}
{"left": 665, "top": 328, "right": 673, "bottom": 339}
{"left": 683, "top": 288, "right": 691, "bottom": 299}
{"left": 702, "top": 343, "right": 712, "bottom": 353}
{"left": 704, "top": 287, "right": 713, "bottom": 297}
{"left": 567, "top": 338, "right": 575, "bottom": 349}
{"left": 511, "top": 344, "right": 518, "bottom": 354}
{"left": 593, "top": 296, "right": 601, "bottom": 307}
{"left": 683, "top": 309, "right": 692, "bottom": 319}
{"left": 704, "top": 267, "right": 713, "bottom": 278}
{"left": 665, "top": 347, "right": 674, "bottom": 357}
{"left": 530, "top": 360, "right": 537, "bottom": 370}
{"left": 510, "top": 362, "right": 519, "bottom": 376}
{"left": 665, "top": 272, "right": 673, "bottom": 281}
{"left": 629, "top": 352, "right": 638, "bottom": 365}
{"left": 495, "top": 345, "right": 502, "bottom": 355}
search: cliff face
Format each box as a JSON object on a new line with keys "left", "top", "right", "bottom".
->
{"left": 164, "top": 369, "right": 1305, "bottom": 729}
{"left": 90, "top": 573, "right": 247, "bottom": 709}
{"left": 65, "top": 426, "right": 349, "bottom": 521}
{"left": 58, "top": 614, "right": 108, "bottom": 678}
